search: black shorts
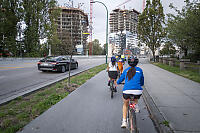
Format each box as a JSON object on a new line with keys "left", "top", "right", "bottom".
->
{"left": 123, "top": 93, "right": 142, "bottom": 100}
{"left": 108, "top": 71, "right": 118, "bottom": 79}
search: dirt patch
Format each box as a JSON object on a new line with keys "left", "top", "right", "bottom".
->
{"left": 64, "top": 83, "right": 80, "bottom": 93}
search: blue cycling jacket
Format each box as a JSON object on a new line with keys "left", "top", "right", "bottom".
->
{"left": 117, "top": 66, "right": 144, "bottom": 91}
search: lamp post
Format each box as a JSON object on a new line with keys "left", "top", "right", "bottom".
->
{"left": 90, "top": 1, "right": 108, "bottom": 64}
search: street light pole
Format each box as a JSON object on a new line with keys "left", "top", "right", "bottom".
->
{"left": 91, "top": 1, "right": 108, "bottom": 64}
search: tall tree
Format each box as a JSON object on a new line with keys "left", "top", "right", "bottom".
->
{"left": 47, "top": 5, "right": 61, "bottom": 56}
{"left": 166, "top": 0, "right": 200, "bottom": 59}
{"left": 23, "top": 0, "right": 58, "bottom": 57}
{"left": 0, "top": 0, "right": 22, "bottom": 57}
{"left": 102, "top": 43, "right": 106, "bottom": 55}
{"left": 137, "top": 0, "right": 165, "bottom": 61}
{"left": 92, "top": 39, "right": 103, "bottom": 55}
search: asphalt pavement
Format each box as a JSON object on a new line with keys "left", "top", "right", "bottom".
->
{"left": 19, "top": 61, "right": 157, "bottom": 133}
{"left": 18, "top": 58, "right": 200, "bottom": 133}
{"left": 0, "top": 58, "right": 105, "bottom": 104}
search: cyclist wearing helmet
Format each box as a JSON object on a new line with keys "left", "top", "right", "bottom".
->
{"left": 107, "top": 56, "right": 118, "bottom": 91}
{"left": 117, "top": 56, "right": 144, "bottom": 128}
{"left": 117, "top": 58, "right": 124, "bottom": 75}
{"left": 121, "top": 55, "right": 125, "bottom": 63}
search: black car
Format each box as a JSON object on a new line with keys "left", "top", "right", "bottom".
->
{"left": 37, "top": 56, "right": 78, "bottom": 73}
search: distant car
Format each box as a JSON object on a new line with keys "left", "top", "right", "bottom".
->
{"left": 139, "top": 55, "right": 147, "bottom": 58}
{"left": 37, "top": 56, "right": 78, "bottom": 73}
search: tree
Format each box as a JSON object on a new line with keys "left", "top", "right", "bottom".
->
{"left": 166, "top": 0, "right": 200, "bottom": 60}
{"left": 137, "top": 0, "right": 165, "bottom": 61}
{"left": 160, "top": 42, "right": 176, "bottom": 57}
{"left": 0, "top": 0, "right": 59, "bottom": 57}
{"left": 92, "top": 39, "right": 103, "bottom": 55}
{"left": 102, "top": 43, "right": 106, "bottom": 55}
{"left": 22, "top": 0, "right": 59, "bottom": 57}
{"left": 46, "top": 3, "right": 61, "bottom": 56}
{"left": 0, "top": 0, "right": 22, "bottom": 57}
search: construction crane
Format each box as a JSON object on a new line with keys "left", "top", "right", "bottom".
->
{"left": 116, "top": 0, "right": 132, "bottom": 8}
{"left": 89, "top": 0, "right": 93, "bottom": 55}
{"left": 116, "top": 0, "right": 145, "bottom": 11}
{"left": 142, "top": 0, "right": 145, "bottom": 11}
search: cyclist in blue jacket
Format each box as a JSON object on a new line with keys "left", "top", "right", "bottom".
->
{"left": 117, "top": 56, "right": 144, "bottom": 128}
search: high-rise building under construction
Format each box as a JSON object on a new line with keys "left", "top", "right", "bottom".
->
{"left": 56, "top": 7, "right": 88, "bottom": 55}
{"left": 109, "top": 9, "right": 140, "bottom": 34}
{"left": 108, "top": 8, "right": 140, "bottom": 56}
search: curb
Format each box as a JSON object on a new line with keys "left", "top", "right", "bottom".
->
{"left": 142, "top": 86, "right": 174, "bottom": 133}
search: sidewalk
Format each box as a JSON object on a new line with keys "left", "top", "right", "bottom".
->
{"left": 19, "top": 67, "right": 157, "bottom": 133}
{"left": 140, "top": 61, "right": 200, "bottom": 133}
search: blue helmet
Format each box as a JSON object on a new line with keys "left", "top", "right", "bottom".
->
{"left": 111, "top": 56, "right": 116, "bottom": 62}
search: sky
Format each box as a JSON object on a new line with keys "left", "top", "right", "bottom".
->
{"left": 57, "top": 0, "right": 186, "bottom": 45}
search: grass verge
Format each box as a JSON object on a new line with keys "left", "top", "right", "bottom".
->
{"left": 0, "top": 64, "right": 106, "bottom": 133}
{"left": 153, "top": 62, "right": 200, "bottom": 83}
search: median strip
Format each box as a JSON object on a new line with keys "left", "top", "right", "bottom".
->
{"left": 0, "top": 64, "right": 106, "bottom": 133}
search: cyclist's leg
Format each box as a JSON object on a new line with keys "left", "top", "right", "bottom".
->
{"left": 123, "top": 94, "right": 130, "bottom": 119}
{"left": 122, "top": 98, "right": 129, "bottom": 120}
{"left": 133, "top": 95, "right": 142, "bottom": 113}
{"left": 108, "top": 71, "right": 112, "bottom": 86}
{"left": 121, "top": 93, "right": 130, "bottom": 128}
{"left": 134, "top": 99, "right": 138, "bottom": 104}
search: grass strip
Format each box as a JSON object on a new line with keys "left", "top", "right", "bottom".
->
{"left": 153, "top": 62, "right": 200, "bottom": 83}
{"left": 0, "top": 64, "right": 106, "bottom": 133}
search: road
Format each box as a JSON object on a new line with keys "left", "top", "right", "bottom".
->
{"left": 0, "top": 57, "right": 105, "bottom": 104}
{"left": 20, "top": 58, "right": 157, "bottom": 133}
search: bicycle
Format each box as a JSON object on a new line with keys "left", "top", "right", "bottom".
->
{"left": 127, "top": 96, "right": 138, "bottom": 133}
{"left": 109, "top": 79, "right": 116, "bottom": 98}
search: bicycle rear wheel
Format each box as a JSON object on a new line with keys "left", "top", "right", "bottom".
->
{"left": 110, "top": 80, "right": 114, "bottom": 98}
{"left": 130, "top": 109, "right": 138, "bottom": 133}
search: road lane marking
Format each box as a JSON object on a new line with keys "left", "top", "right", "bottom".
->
{"left": 0, "top": 67, "right": 24, "bottom": 69}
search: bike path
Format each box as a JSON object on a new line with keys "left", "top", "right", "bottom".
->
{"left": 140, "top": 60, "right": 200, "bottom": 133}
{"left": 19, "top": 65, "right": 157, "bottom": 133}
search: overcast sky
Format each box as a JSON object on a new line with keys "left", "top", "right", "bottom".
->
{"left": 57, "top": 0, "right": 186, "bottom": 45}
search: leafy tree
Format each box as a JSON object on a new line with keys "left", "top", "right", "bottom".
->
{"left": 92, "top": 39, "right": 103, "bottom": 55}
{"left": 166, "top": 0, "right": 200, "bottom": 60}
{"left": 46, "top": 2, "right": 61, "bottom": 56}
{"left": 102, "top": 43, "right": 106, "bottom": 55}
{"left": 160, "top": 42, "right": 176, "bottom": 57}
{"left": 22, "top": 0, "right": 58, "bottom": 57}
{"left": 137, "top": 0, "right": 165, "bottom": 61}
{"left": 0, "top": 0, "right": 59, "bottom": 57}
{"left": 0, "top": 0, "right": 22, "bottom": 57}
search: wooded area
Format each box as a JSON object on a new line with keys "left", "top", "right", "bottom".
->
{"left": 0, "top": 0, "right": 59, "bottom": 57}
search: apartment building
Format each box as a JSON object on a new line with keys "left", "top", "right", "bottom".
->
{"left": 56, "top": 7, "right": 89, "bottom": 55}
{"left": 108, "top": 8, "right": 140, "bottom": 57}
